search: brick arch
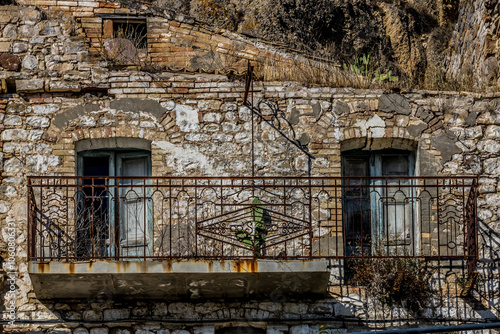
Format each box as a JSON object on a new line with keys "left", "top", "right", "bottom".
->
{"left": 63, "top": 125, "right": 162, "bottom": 144}
{"left": 340, "top": 137, "right": 418, "bottom": 152}
{"left": 75, "top": 137, "right": 152, "bottom": 152}
{"left": 54, "top": 125, "right": 167, "bottom": 177}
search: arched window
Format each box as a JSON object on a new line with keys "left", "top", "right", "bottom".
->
{"left": 75, "top": 138, "right": 152, "bottom": 259}
{"left": 342, "top": 149, "right": 416, "bottom": 259}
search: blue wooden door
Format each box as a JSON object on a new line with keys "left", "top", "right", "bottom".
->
{"left": 117, "top": 152, "right": 152, "bottom": 258}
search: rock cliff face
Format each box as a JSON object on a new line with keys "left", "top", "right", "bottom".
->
{"left": 446, "top": 0, "right": 500, "bottom": 88}
{"left": 133, "top": 0, "right": 453, "bottom": 86}
{"left": 128, "top": 0, "right": 500, "bottom": 90}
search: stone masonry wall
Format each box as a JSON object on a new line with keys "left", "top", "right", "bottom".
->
{"left": 1, "top": 74, "right": 500, "bottom": 332}
{"left": 0, "top": 1, "right": 499, "bottom": 333}
{"left": 3, "top": 0, "right": 301, "bottom": 78}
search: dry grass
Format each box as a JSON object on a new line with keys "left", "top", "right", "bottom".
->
{"left": 256, "top": 51, "right": 494, "bottom": 92}
{"left": 258, "top": 54, "right": 401, "bottom": 90}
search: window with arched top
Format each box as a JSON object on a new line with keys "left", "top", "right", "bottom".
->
{"left": 75, "top": 138, "right": 152, "bottom": 260}
{"left": 342, "top": 149, "right": 416, "bottom": 263}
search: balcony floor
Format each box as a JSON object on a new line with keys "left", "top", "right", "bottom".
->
{"left": 29, "top": 259, "right": 330, "bottom": 300}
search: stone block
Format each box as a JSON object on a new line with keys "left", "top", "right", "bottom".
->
{"left": 2, "top": 129, "right": 28, "bottom": 141}
{"left": 267, "top": 325, "right": 288, "bottom": 334}
{"left": 22, "top": 55, "right": 38, "bottom": 71}
{"left": 28, "top": 130, "right": 44, "bottom": 141}
{"left": 12, "top": 42, "right": 28, "bottom": 54}
{"left": 283, "top": 303, "right": 308, "bottom": 314}
{"left": 485, "top": 125, "right": 500, "bottom": 138}
{"left": 4, "top": 158, "right": 23, "bottom": 173}
{"left": 430, "top": 131, "right": 461, "bottom": 162}
{"left": 0, "top": 53, "right": 20, "bottom": 71}
{"left": 83, "top": 310, "right": 103, "bottom": 321}
{"left": 27, "top": 116, "right": 50, "bottom": 128}
{"left": 477, "top": 140, "right": 500, "bottom": 153}
{"left": 378, "top": 94, "right": 411, "bottom": 115}
{"left": 289, "top": 325, "right": 309, "bottom": 334}
{"left": 20, "top": 7, "right": 42, "bottom": 25}
{"left": 174, "top": 104, "right": 199, "bottom": 132}
{"left": 19, "top": 24, "right": 37, "bottom": 38}
{"left": 334, "top": 303, "right": 354, "bottom": 317}
{"left": 0, "top": 42, "right": 11, "bottom": 52}
{"left": 16, "top": 79, "right": 44, "bottom": 93}
{"left": 111, "top": 330, "right": 131, "bottom": 334}
{"left": 192, "top": 326, "right": 215, "bottom": 334}
{"left": 48, "top": 81, "right": 81, "bottom": 92}
{"left": 103, "top": 309, "right": 131, "bottom": 321}
{"left": 4, "top": 115, "right": 22, "bottom": 126}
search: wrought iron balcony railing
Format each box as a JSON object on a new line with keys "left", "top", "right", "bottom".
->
{"left": 27, "top": 176, "right": 478, "bottom": 270}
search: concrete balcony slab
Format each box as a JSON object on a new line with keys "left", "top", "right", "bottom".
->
{"left": 28, "top": 259, "right": 330, "bottom": 300}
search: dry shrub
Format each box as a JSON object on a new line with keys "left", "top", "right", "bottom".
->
{"left": 349, "top": 256, "right": 435, "bottom": 315}
{"left": 190, "top": 0, "right": 239, "bottom": 30}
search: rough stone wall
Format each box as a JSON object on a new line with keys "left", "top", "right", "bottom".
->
{"left": 446, "top": 0, "right": 500, "bottom": 88}
{"left": 2, "top": 76, "right": 500, "bottom": 332}
{"left": 0, "top": 1, "right": 499, "bottom": 334}
{"left": 6, "top": 0, "right": 298, "bottom": 76}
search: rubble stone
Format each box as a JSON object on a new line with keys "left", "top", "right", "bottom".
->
{"left": 0, "top": 53, "right": 20, "bottom": 70}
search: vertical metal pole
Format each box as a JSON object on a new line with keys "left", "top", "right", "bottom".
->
{"left": 250, "top": 62, "right": 255, "bottom": 178}
{"left": 308, "top": 156, "right": 312, "bottom": 257}
{"left": 27, "top": 178, "right": 32, "bottom": 260}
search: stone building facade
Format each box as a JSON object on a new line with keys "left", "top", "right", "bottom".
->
{"left": 0, "top": 1, "right": 499, "bottom": 333}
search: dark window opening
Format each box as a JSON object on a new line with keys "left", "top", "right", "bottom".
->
{"left": 5, "top": 79, "right": 16, "bottom": 94}
{"left": 77, "top": 156, "right": 111, "bottom": 258}
{"left": 77, "top": 149, "right": 152, "bottom": 259}
{"left": 113, "top": 20, "right": 147, "bottom": 49}
{"left": 341, "top": 149, "right": 415, "bottom": 281}
{"left": 215, "top": 327, "right": 266, "bottom": 334}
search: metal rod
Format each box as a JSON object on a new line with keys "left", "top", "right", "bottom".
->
{"left": 348, "top": 322, "right": 500, "bottom": 334}
{"left": 249, "top": 61, "right": 255, "bottom": 178}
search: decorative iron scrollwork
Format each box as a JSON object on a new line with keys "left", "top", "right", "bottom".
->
{"left": 245, "top": 99, "right": 315, "bottom": 159}
{"left": 243, "top": 62, "right": 315, "bottom": 160}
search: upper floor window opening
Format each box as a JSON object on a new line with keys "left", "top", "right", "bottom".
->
{"left": 112, "top": 19, "right": 147, "bottom": 49}
{"left": 100, "top": 16, "right": 148, "bottom": 64}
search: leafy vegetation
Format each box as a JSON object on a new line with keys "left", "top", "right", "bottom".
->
{"left": 235, "top": 198, "right": 268, "bottom": 257}
{"left": 343, "top": 54, "right": 399, "bottom": 83}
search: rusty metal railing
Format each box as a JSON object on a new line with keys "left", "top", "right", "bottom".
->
{"left": 27, "top": 176, "right": 478, "bottom": 267}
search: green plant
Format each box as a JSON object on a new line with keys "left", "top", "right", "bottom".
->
{"left": 373, "top": 70, "right": 399, "bottom": 82}
{"left": 344, "top": 53, "right": 370, "bottom": 77}
{"left": 343, "top": 53, "right": 399, "bottom": 84}
{"left": 235, "top": 198, "right": 268, "bottom": 257}
{"left": 349, "top": 255, "right": 435, "bottom": 315}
